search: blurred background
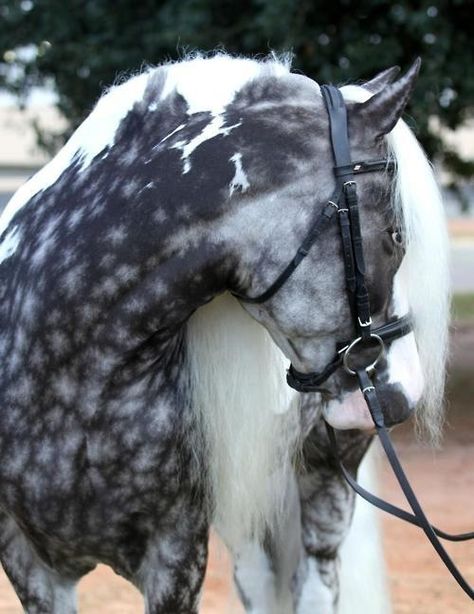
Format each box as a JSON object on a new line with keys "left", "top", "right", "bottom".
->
{"left": 0, "top": 1, "right": 472, "bottom": 612}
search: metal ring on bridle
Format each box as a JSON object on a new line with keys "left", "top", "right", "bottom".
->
{"left": 342, "top": 333, "right": 384, "bottom": 376}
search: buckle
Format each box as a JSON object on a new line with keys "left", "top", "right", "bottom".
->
{"left": 342, "top": 333, "right": 384, "bottom": 376}
{"left": 358, "top": 316, "right": 372, "bottom": 328}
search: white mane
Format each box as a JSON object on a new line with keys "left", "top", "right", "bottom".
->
{"left": 341, "top": 84, "right": 450, "bottom": 443}
{"left": 160, "top": 51, "right": 291, "bottom": 114}
{"left": 186, "top": 294, "right": 299, "bottom": 550}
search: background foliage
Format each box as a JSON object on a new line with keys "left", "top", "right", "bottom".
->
{"left": 1, "top": 0, "right": 473, "bottom": 192}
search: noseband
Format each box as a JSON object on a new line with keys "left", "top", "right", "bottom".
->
{"left": 234, "top": 84, "right": 474, "bottom": 599}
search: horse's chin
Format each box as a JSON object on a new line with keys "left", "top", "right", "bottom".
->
{"left": 323, "top": 390, "right": 376, "bottom": 431}
{"left": 323, "top": 383, "right": 415, "bottom": 431}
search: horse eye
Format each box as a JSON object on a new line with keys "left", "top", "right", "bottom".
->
{"left": 391, "top": 229, "right": 403, "bottom": 246}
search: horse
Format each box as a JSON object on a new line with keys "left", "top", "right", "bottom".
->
{"left": 0, "top": 53, "right": 449, "bottom": 613}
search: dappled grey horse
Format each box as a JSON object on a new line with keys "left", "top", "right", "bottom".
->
{"left": 0, "top": 55, "right": 448, "bottom": 613}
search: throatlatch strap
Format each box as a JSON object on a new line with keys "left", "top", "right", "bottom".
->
{"left": 326, "top": 371, "right": 474, "bottom": 601}
{"left": 232, "top": 202, "right": 337, "bottom": 304}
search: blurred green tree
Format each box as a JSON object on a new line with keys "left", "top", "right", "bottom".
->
{"left": 0, "top": 0, "right": 473, "bottom": 201}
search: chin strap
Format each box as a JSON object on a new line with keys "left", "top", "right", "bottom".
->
{"left": 325, "top": 370, "right": 474, "bottom": 600}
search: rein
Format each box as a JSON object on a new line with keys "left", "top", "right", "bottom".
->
{"left": 234, "top": 84, "right": 474, "bottom": 600}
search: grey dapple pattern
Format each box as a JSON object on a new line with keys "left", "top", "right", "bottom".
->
{"left": 0, "top": 56, "right": 444, "bottom": 613}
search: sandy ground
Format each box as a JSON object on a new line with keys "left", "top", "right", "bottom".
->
{"left": 0, "top": 324, "right": 473, "bottom": 613}
{"left": 380, "top": 322, "right": 474, "bottom": 613}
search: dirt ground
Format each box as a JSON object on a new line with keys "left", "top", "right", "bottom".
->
{"left": 380, "top": 322, "right": 474, "bottom": 613}
{"left": 0, "top": 324, "right": 473, "bottom": 613}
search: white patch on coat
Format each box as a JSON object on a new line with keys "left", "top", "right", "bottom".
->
{"left": 172, "top": 115, "right": 241, "bottom": 173}
{"left": 386, "top": 267, "right": 424, "bottom": 406}
{"left": 229, "top": 152, "right": 250, "bottom": 196}
{"left": 338, "top": 445, "right": 392, "bottom": 614}
{"left": 0, "top": 226, "right": 21, "bottom": 264}
{"left": 76, "top": 72, "right": 150, "bottom": 169}
{"left": 156, "top": 123, "right": 186, "bottom": 146}
{"left": 386, "top": 333, "right": 424, "bottom": 407}
{"left": 234, "top": 543, "right": 278, "bottom": 613}
{"left": 296, "top": 557, "right": 333, "bottom": 613}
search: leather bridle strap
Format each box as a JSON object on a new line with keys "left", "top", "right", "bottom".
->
{"left": 326, "top": 370, "right": 474, "bottom": 600}
{"left": 286, "top": 314, "right": 412, "bottom": 392}
{"left": 321, "top": 84, "right": 373, "bottom": 340}
{"left": 326, "top": 424, "right": 474, "bottom": 542}
{"left": 232, "top": 201, "right": 338, "bottom": 304}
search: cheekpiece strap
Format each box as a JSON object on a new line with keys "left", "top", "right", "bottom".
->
{"left": 320, "top": 85, "right": 372, "bottom": 338}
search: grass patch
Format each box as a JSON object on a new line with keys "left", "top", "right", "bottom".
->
{"left": 452, "top": 293, "right": 474, "bottom": 321}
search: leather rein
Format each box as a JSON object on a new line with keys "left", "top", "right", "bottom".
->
{"left": 233, "top": 84, "right": 474, "bottom": 600}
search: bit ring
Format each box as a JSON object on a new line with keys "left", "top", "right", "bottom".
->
{"left": 342, "top": 334, "right": 384, "bottom": 376}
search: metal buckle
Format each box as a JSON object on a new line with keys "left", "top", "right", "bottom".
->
{"left": 358, "top": 316, "right": 372, "bottom": 328}
{"left": 342, "top": 333, "right": 384, "bottom": 376}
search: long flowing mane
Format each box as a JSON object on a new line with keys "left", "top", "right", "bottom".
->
{"left": 186, "top": 294, "right": 298, "bottom": 549}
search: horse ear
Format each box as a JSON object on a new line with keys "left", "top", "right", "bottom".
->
{"left": 362, "top": 66, "right": 401, "bottom": 94}
{"left": 354, "top": 58, "right": 421, "bottom": 138}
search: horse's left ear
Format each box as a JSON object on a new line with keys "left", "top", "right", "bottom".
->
{"left": 353, "top": 58, "right": 421, "bottom": 139}
{"left": 362, "top": 65, "right": 401, "bottom": 94}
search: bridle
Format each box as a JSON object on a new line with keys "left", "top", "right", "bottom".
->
{"left": 233, "top": 84, "right": 474, "bottom": 600}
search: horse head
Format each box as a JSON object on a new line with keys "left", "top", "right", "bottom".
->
{"left": 227, "top": 60, "right": 448, "bottom": 438}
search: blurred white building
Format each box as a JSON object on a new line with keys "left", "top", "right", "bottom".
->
{"left": 0, "top": 102, "right": 65, "bottom": 208}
